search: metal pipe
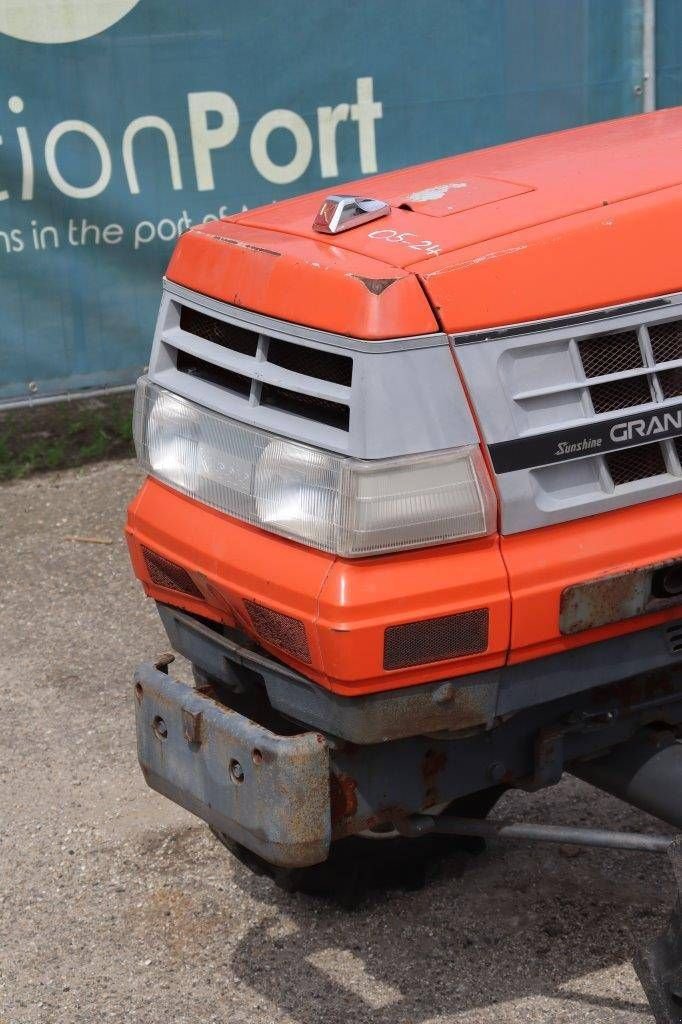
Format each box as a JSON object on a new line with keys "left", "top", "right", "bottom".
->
{"left": 432, "top": 815, "right": 672, "bottom": 853}
{"left": 571, "top": 729, "right": 682, "bottom": 829}
{"left": 0, "top": 382, "right": 135, "bottom": 412}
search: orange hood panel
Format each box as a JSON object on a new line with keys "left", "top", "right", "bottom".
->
{"left": 166, "top": 220, "right": 438, "bottom": 340}
{"left": 168, "top": 108, "right": 682, "bottom": 337}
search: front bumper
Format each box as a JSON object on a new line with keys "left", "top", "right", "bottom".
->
{"left": 134, "top": 660, "right": 331, "bottom": 867}
{"left": 134, "top": 624, "right": 682, "bottom": 868}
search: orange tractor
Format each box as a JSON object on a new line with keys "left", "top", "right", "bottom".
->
{"left": 128, "top": 110, "right": 682, "bottom": 1020}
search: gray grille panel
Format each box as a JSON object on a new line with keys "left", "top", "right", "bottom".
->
{"left": 452, "top": 294, "right": 682, "bottom": 534}
{"left": 147, "top": 281, "right": 478, "bottom": 461}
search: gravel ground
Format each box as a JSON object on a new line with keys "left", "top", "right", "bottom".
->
{"left": 0, "top": 459, "right": 674, "bottom": 1023}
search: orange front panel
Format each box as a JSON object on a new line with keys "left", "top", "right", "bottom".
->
{"left": 316, "top": 536, "right": 510, "bottom": 695}
{"left": 126, "top": 479, "right": 511, "bottom": 695}
{"left": 502, "top": 494, "right": 682, "bottom": 664}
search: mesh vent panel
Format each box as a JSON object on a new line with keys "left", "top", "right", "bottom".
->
{"left": 606, "top": 443, "right": 667, "bottom": 486}
{"left": 180, "top": 305, "right": 258, "bottom": 356}
{"left": 384, "top": 609, "right": 489, "bottom": 670}
{"left": 268, "top": 339, "right": 353, "bottom": 386}
{"left": 658, "top": 367, "right": 682, "bottom": 399}
{"left": 589, "top": 375, "right": 652, "bottom": 414}
{"left": 142, "top": 547, "right": 204, "bottom": 599}
{"left": 649, "top": 320, "right": 682, "bottom": 365}
{"left": 578, "top": 330, "right": 642, "bottom": 378}
{"left": 244, "top": 600, "right": 311, "bottom": 664}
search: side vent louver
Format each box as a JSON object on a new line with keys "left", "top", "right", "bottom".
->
{"left": 173, "top": 303, "right": 352, "bottom": 432}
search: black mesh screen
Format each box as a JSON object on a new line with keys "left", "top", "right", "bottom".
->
{"left": 244, "top": 600, "right": 311, "bottom": 663}
{"left": 142, "top": 547, "right": 203, "bottom": 599}
{"left": 260, "top": 383, "right": 350, "bottom": 430}
{"left": 176, "top": 350, "right": 251, "bottom": 397}
{"left": 268, "top": 338, "right": 353, "bottom": 386}
{"left": 578, "top": 330, "right": 643, "bottom": 378}
{"left": 180, "top": 305, "right": 258, "bottom": 357}
{"left": 384, "top": 609, "right": 489, "bottom": 670}
{"left": 606, "top": 443, "right": 667, "bottom": 486}
{"left": 649, "top": 320, "right": 682, "bottom": 365}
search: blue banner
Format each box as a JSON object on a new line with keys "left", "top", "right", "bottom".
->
{"left": 0, "top": 0, "right": 649, "bottom": 404}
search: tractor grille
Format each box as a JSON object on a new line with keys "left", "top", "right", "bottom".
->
{"left": 575, "top": 321, "right": 680, "bottom": 489}
{"left": 383, "top": 609, "right": 489, "bottom": 670}
{"left": 453, "top": 300, "right": 682, "bottom": 533}
{"left": 170, "top": 302, "right": 352, "bottom": 434}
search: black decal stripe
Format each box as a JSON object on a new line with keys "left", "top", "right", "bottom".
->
{"left": 489, "top": 401, "right": 682, "bottom": 475}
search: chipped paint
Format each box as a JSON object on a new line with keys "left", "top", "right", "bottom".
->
{"left": 210, "top": 233, "right": 281, "bottom": 258}
{"left": 407, "top": 182, "right": 469, "bottom": 203}
{"left": 348, "top": 274, "right": 399, "bottom": 295}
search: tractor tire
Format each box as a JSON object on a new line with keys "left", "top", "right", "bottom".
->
{"left": 210, "top": 787, "right": 505, "bottom": 909}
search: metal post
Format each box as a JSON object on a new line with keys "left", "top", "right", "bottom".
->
{"left": 642, "top": 0, "right": 657, "bottom": 112}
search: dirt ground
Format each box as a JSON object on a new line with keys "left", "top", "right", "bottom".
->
{"left": 0, "top": 459, "right": 674, "bottom": 1023}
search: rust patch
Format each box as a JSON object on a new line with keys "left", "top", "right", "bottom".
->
{"left": 329, "top": 772, "right": 358, "bottom": 823}
{"left": 350, "top": 275, "right": 399, "bottom": 295}
{"left": 560, "top": 559, "right": 682, "bottom": 636}
{"left": 422, "top": 748, "right": 447, "bottom": 807}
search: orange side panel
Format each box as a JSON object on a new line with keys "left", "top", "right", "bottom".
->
{"left": 502, "top": 494, "right": 682, "bottom": 665}
{"left": 166, "top": 220, "right": 438, "bottom": 340}
{"left": 415, "top": 185, "right": 682, "bottom": 333}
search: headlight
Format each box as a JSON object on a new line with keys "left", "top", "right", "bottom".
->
{"left": 134, "top": 378, "right": 496, "bottom": 557}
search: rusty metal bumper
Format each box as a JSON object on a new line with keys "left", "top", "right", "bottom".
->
{"left": 134, "top": 662, "right": 331, "bottom": 867}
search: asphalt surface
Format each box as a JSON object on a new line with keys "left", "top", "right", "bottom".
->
{"left": 0, "top": 459, "right": 675, "bottom": 1023}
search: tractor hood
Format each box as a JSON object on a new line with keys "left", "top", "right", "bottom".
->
{"left": 167, "top": 108, "right": 682, "bottom": 337}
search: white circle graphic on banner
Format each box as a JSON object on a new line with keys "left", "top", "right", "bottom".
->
{"left": 0, "top": 0, "right": 141, "bottom": 44}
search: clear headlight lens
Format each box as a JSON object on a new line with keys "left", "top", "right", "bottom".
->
{"left": 134, "top": 378, "right": 496, "bottom": 557}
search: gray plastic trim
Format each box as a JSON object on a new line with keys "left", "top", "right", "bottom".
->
{"left": 452, "top": 293, "right": 682, "bottom": 534}
{"left": 148, "top": 283, "right": 478, "bottom": 460}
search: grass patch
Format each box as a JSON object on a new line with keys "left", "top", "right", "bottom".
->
{"left": 0, "top": 392, "right": 135, "bottom": 481}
